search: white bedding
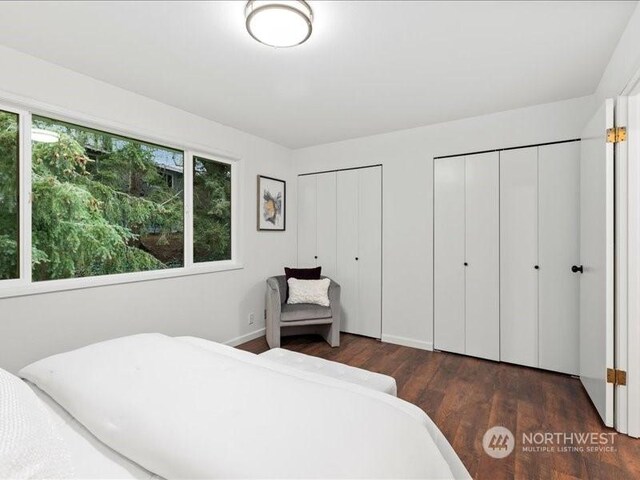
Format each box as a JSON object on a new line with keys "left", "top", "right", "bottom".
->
{"left": 27, "top": 384, "right": 160, "bottom": 480}
{"left": 177, "top": 336, "right": 470, "bottom": 479}
{"left": 0, "top": 368, "right": 73, "bottom": 479}
{"left": 21, "top": 334, "right": 470, "bottom": 479}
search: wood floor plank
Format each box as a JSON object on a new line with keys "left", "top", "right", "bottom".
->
{"left": 237, "top": 333, "right": 640, "bottom": 480}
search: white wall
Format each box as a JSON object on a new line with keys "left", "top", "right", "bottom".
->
{"left": 597, "top": 2, "right": 640, "bottom": 99}
{"left": 0, "top": 46, "right": 295, "bottom": 373}
{"left": 293, "top": 95, "right": 596, "bottom": 349}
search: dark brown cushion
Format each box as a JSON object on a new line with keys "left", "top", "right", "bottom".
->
{"left": 284, "top": 266, "right": 322, "bottom": 300}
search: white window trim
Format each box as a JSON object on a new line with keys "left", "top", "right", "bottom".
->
{"left": 0, "top": 103, "right": 27, "bottom": 290}
{"left": 189, "top": 151, "right": 240, "bottom": 267}
{"left": 0, "top": 93, "right": 243, "bottom": 299}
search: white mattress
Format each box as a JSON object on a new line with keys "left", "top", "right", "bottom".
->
{"left": 21, "top": 336, "right": 470, "bottom": 479}
{"left": 180, "top": 337, "right": 470, "bottom": 479}
{"left": 27, "top": 383, "right": 160, "bottom": 480}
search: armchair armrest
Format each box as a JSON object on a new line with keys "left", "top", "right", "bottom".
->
{"left": 328, "top": 279, "right": 341, "bottom": 327}
{"left": 266, "top": 277, "right": 283, "bottom": 329}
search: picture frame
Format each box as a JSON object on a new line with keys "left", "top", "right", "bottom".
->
{"left": 257, "top": 175, "right": 286, "bottom": 231}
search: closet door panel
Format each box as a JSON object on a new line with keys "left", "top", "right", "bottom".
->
{"left": 500, "top": 148, "right": 539, "bottom": 368}
{"left": 337, "top": 170, "right": 360, "bottom": 334}
{"left": 538, "top": 142, "right": 580, "bottom": 374}
{"left": 434, "top": 157, "right": 466, "bottom": 354}
{"left": 316, "top": 172, "right": 338, "bottom": 279}
{"left": 297, "top": 175, "right": 317, "bottom": 268}
{"left": 465, "top": 152, "right": 500, "bottom": 361}
{"left": 357, "top": 167, "right": 382, "bottom": 339}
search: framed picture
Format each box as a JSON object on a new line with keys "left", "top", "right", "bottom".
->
{"left": 257, "top": 175, "right": 286, "bottom": 231}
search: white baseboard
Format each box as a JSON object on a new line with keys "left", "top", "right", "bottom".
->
{"left": 225, "top": 329, "right": 432, "bottom": 351}
{"left": 224, "top": 328, "right": 266, "bottom": 347}
{"left": 381, "top": 334, "right": 433, "bottom": 351}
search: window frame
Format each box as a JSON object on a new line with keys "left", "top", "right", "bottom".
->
{"left": 188, "top": 152, "right": 238, "bottom": 268}
{"left": 0, "top": 96, "right": 242, "bottom": 299}
{"left": 0, "top": 103, "right": 27, "bottom": 288}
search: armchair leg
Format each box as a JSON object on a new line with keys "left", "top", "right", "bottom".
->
{"left": 267, "top": 324, "right": 281, "bottom": 349}
{"left": 322, "top": 322, "right": 340, "bottom": 348}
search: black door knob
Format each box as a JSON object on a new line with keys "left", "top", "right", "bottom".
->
{"left": 534, "top": 265, "right": 539, "bottom": 270}
{"left": 314, "top": 256, "right": 317, "bottom": 259}
{"left": 355, "top": 257, "right": 359, "bottom": 261}
{"left": 571, "top": 265, "right": 584, "bottom": 274}
{"left": 464, "top": 262, "right": 468, "bottom": 266}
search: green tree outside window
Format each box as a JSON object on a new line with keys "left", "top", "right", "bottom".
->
{"left": 0, "top": 114, "right": 233, "bottom": 282}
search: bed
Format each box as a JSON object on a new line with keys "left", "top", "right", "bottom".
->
{"left": 28, "top": 384, "right": 160, "bottom": 480}
{"left": 1, "top": 334, "right": 470, "bottom": 479}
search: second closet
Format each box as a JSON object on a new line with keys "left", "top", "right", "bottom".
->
{"left": 297, "top": 166, "right": 382, "bottom": 339}
{"left": 434, "top": 141, "right": 580, "bottom": 375}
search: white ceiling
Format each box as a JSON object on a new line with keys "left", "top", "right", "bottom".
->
{"left": 0, "top": 1, "right": 635, "bottom": 148}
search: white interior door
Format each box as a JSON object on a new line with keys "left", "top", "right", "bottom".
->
{"left": 337, "top": 170, "right": 360, "bottom": 334}
{"left": 538, "top": 142, "right": 580, "bottom": 375}
{"left": 316, "top": 172, "right": 337, "bottom": 279}
{"left": 500, "top": 147, "right": 539, "bottom": 368}
{"left": 297, "top": 175, "right": 317, "bottom": 268}
{"left": 627, "top": 91, "right": 640, "bottom": 438}
{"left": 434, "top": 157, "right": 466, "bottom": 354}
{"left": 357, "top": 167, "right": 382, "bottom": 339}
{"left": 465, "top": 152, "right": 500, "bottom": 361}
{"left": 580, "top": 99, "right": 615, "bottom": 427}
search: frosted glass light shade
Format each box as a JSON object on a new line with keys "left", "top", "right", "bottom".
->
{"left": 245, "top": 1, "right": 313, "bottom": 48}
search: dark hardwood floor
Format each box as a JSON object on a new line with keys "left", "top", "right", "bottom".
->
{"left": 238, "top": 333, "right": 640, "bottom": 480}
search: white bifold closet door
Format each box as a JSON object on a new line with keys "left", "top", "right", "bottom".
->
{"left": 297, "top": 174, "right": 318, "bottom": 269}
{"left": 434, "top": 156, "right": 466, "bottom": 355}
{"left": 538, "top": 142, "right": 580, "bottom": 375}
{"left": 297, "top": 172, "right": 337, "bottom": 277}
{"left": 337, "top": 167, "right": 382, "bottom": 339}
{"left": 336, "top": 170, "right": 360, "bottom": 334}
{"left": 316, "top": 172, "right": 338, "bottom": 279}
{"left": 357, "top": 167, "right": 383, "bottom": 339}
{"left": 434, "top": 152, "right": 499, "bottom": 360}
{"left": 500, "top": 148, "right": 539, "bottom": 368}
{"left": 465, "top": 152, "right": 500, "bottom": 360}
{"left": 500, "top": 143, "right": 580, "bottom": 375}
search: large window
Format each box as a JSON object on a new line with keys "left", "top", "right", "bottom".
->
{"left": 0, "top": 104, "right": 239, "bottom": 295}
{"left": 0, "top": 110, "right": 19, "bottom": 280}
{"left": 193, "top": 156, "right": 232, "bottom": 263}
{"left": 31, "top": 116, "right": 185, "bottom": 281}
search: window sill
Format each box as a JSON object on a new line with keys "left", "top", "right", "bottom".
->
{"left": 0, "top": 261, "right": 244, "bottom": 300}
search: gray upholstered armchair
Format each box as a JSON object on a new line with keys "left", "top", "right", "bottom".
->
{"left": 265, "top": 276, "right": 341, "bottom": 349}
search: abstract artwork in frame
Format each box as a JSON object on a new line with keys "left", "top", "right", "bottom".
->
{"left": 257, "top": 175, "right": 286, "bottom": 231}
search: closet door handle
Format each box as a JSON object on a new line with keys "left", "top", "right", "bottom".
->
{"left": 534, "top": 265, "right": 539, "bottom": 270}
{"left": 355, "top": 257, "right": 359, "bottom": 261}
{"left": 464, "top": 262, "right": 468, "bottom": 266}
{"left": 314, "top": 256, "right": 318, "bottom": 259}
{"left": 571, "top": 265, "right": 583, "bottom": 274}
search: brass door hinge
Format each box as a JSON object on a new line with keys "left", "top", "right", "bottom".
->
{"left": 606, "top": 126, "right": 627, "bottom": 143}
{"left": 607, "top": 368, "right": 627, "bottom": 386}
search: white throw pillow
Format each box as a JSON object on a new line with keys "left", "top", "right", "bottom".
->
{"left": 0, "top": 368, "right": 74, "bottom": 479}
{"left": 287, "top": 278, "right": 331, "bottom": 306}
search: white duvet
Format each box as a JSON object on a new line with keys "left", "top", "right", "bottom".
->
{"left": 20, "top": 334, "right": 469, "bottom": 479}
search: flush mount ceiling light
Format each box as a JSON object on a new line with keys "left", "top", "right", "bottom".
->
{"left": 245, "top": 1, "right": 313, "bottom": 48}
{"left": 31, "top": 128, "right": 60, "bottom": 143}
